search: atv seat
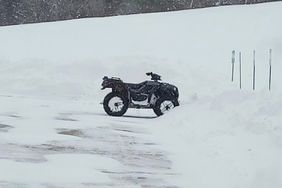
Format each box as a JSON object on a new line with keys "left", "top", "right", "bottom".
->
{"left": 126, "top": 81, "right": 147, "bottom": 93}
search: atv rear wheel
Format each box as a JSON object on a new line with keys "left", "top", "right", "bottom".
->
{"left": 153, "top": 98, "right": 176, "bottom": 116}
{"left": 103, "top": 92, "right": 129, "bottom": 116}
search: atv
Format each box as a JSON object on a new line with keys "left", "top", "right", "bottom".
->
{"left": 101, "top": 72, "right": 179, "bottom": 116}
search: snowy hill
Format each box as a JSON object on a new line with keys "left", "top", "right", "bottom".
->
{"left": 0, "top": 2, "right": 282, "bottom": 188}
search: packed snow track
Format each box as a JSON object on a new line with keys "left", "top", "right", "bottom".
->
{"left": 0, "top": 95, "right": 179, "bottom": 188}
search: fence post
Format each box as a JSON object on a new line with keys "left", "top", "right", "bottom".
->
{"left": 239, "top": 52, "right": 242, "bottom": 89}
{"left": 231, "top": 50, "right": 235, "bottom": 82}
{"left": 252, "top": 50, "right": 256, "bottom": 90}
{"left": 269, "top": 49, "right": 272, "bottom": 91}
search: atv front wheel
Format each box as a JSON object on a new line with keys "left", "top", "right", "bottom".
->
{"left": 103, "top": 92, "right": 129, "bottom": 116}
{"left": 153, "top": 98, "right": 176, "bottom": 116}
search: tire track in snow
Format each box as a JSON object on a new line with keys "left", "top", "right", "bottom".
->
{"left": 0, "top": 96, "right": 180, "bottom": 187}
{"left": 53, "top": 112, "right": 180, "bottom": 187}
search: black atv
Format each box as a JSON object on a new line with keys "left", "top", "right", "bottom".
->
{"left": 101, "top": 72, "right": 179, "bottom": 117}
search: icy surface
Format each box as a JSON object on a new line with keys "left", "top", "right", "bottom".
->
{"left": 0, "top": 2, "right": 282, "bottom": 188}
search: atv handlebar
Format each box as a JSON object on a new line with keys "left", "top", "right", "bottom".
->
{"left": 146, "top": 72, "right": 161, "bottom": 81}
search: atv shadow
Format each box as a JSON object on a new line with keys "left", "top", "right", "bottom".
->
{"left": 122, "top": 115, "right": 157, "bottom": 119}
{"left": 92, "top": 112, "right": 157, "bottom": 119}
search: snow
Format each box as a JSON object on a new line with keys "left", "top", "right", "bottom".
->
{"left": 0, "top": 154, "right": 117, "bottom": 184}
{"left": 0, "top": 1, "right": 282, "bottom": 188}
{"left": 150, "top": 91, "right": 282, "bottom": 188}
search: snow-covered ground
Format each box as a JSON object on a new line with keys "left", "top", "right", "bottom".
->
{"left": 0, "top": 1, "right": 282, "bottom": 188}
